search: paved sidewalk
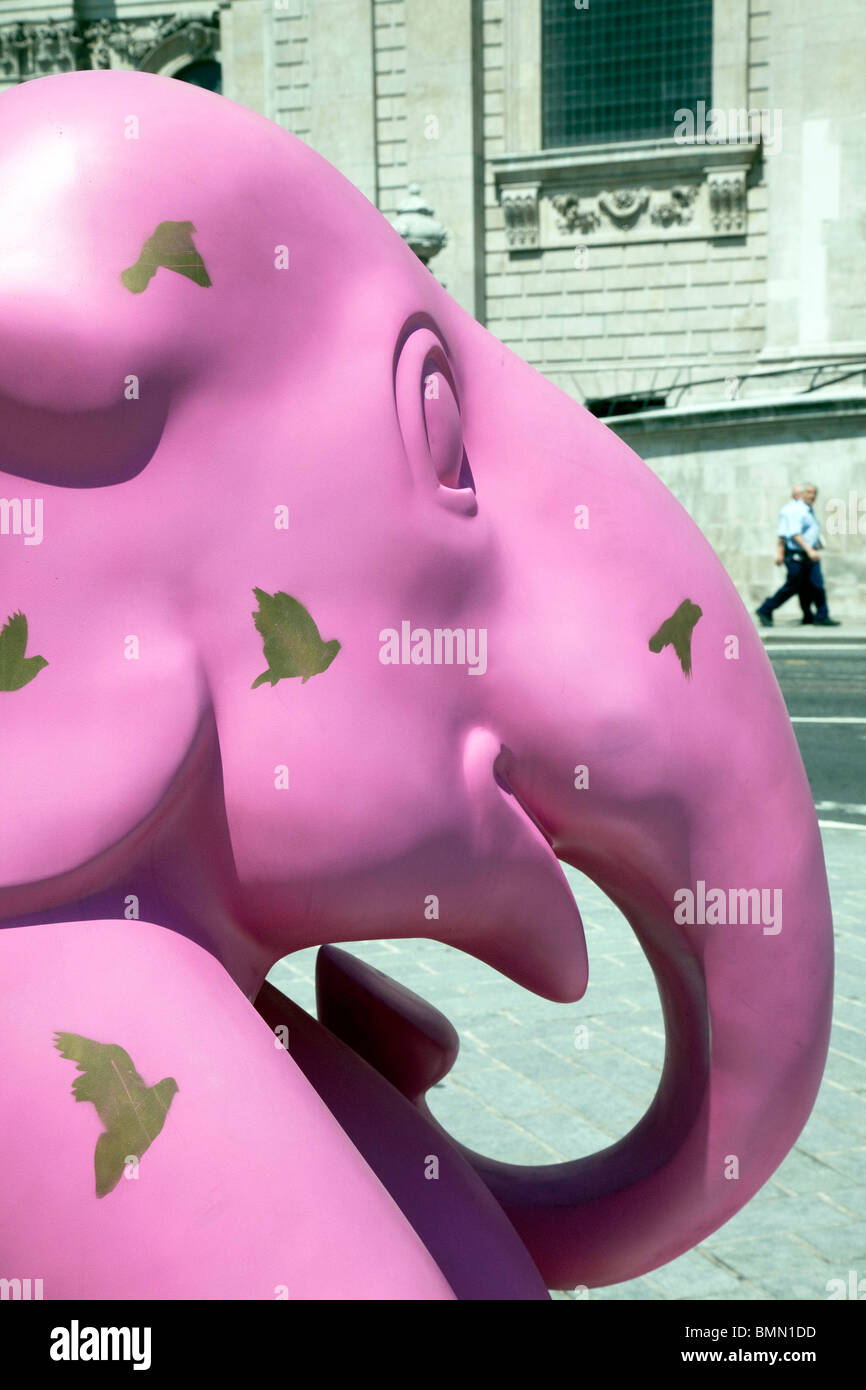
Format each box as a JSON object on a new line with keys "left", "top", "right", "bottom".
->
{"left": 268, "top": 823, "right": 866, "bottom": 1301}
{"left": 757, "top": 621, "right": 866, "bottom": 642}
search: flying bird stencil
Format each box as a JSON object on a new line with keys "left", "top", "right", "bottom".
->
{"left": 121, "top": 220, "right": 212, "bottom": 294}
{"left": 0, "top": 612, "right": 48, "bottom": 691}
{"left": 251, "top": 588, "right": 341, "bottom": 688}
{"left": 54, "top": 1033, "right": 179, "bottom": 1198}
{"left": 648, "top": 599, "right": 703, "bottom": 678}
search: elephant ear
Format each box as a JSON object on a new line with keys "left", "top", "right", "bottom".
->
{"left": 0, "top": 233, "right": 214, "bottom": 488}
{"left": 0, "top": 125, "right": 218, "bottom": 488}
{"left": 0, "top": 323, "right": 171, "bottom": 489}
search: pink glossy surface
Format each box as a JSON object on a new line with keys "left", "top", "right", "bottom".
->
{"left": 0, "top": 71, "right": 833, "bottom": 1295}
{"left": 0, "top": 920, "right": 454, "bottom": 1299}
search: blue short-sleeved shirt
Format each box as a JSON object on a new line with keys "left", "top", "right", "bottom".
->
{"left": 778, "top": 499, "right": 821, "bottom": 550}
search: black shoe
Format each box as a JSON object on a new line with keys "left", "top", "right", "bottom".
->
{"left": 813, "top": 617, "right": 841, "bottom": 626}
{"left": 755, "top": 608, "right": 773, "bottom": 627}
{"left": 801, "top": 618, "right": 814, "bottom": 625}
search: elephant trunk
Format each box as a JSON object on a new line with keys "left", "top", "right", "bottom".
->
{"left": 459, "top": 767, "right": 833, "bottom": 1288}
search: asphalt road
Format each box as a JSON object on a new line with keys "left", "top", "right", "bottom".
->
{"left": 764, "top": 631, "right": 866, "bottom": 826}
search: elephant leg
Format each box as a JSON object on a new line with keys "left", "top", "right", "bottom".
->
{"left": 0, "top": 919, "right": 453, "bottom": 1300}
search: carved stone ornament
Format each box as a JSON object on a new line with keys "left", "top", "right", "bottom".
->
{"left": 540, "top": 176, "right": 746, "bottom": 246}
{"left": 501, "top": 185, "right": 540, "bottom": 250}
{"left": 0, "top": 20, "right": 82, "bottom": 80}
{"left": 495, "top": 142, "right": 755, "bottom": 250}
{"left": 0, "top": 13, "right": 220, "bottom": 81}
{"left": 552, "top": 194, "right": 601, "bottom": 235}
{"left": 707, "top": 168, "right": 747, "bottom": 234}
{"left": 597, "top": 188, "right": 651, "bottom": 228}
{"left": 84, "top": 15, "right": 220, "bottom": 70}
{"left": 650, "top": 185, "right": 700, "bottom": 227}
{"left": 392, "top": 184, "right": 448, "bottom": 265}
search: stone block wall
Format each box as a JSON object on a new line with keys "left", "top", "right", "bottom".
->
{"left": 615, "top": 406, "right": 866, "bottom": 619}
{"left": 273, "top": 0, "right": 311, "bottom": 143}
{"left": 372, "top": 0, "right": 408, "bottom": 220}
{"left": 480, "top": 0, "right": 771, "bottom": 410}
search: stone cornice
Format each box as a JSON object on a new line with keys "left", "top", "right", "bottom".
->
{"left": 492, "top": 139, "right": 760, "bottom": 189}
{"left": 607, "top": 393, "right": 866, "bottom": 439}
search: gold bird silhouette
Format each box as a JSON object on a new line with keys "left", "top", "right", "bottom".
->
{"left": 251, "top": 588, "right": 341, "bottom": 688}
{"left": 54, "top": 1033, "right": 178, "bottom": 1197}
{"left": 648, "top": 599, "right": 702, "bottom": 677}
{"left": 0, "top": 612, "right": 47, "bottom": 692}
{"left": 121, "top": 220, "right": 212, "bottom": 294}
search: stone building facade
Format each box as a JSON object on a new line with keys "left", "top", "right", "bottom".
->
{"left": 1, "top": 0, "right": 863, "bottom": 616}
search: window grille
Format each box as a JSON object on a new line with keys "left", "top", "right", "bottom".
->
{"left": 542, "top": 0, "right": 713, "bottom": 148}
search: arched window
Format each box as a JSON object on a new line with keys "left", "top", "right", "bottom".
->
{"left": 173, "top": 59, "right": 222, "bottom": 94}
{"left": 542, "top": 0, "right": 713, "bottom": 148}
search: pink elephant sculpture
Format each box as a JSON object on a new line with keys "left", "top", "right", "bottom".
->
{"left": 0, "top": 70, "right": 833, "bottom": 1300}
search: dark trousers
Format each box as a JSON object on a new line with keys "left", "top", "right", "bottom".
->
{"left": 760, "top": 556, "right": 828, "bottom": 621}
{"left": 808, "top": 562, "right": 828, "bottom": 620}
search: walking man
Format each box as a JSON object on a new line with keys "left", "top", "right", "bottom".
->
{"left": 774, "top": 483, "right": 813, "bottom": 623}
{"left": 757, "top": 482, "right": 841, "bottom": 627}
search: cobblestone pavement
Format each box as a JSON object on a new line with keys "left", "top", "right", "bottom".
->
{"left": 267, "top": 824, "right": 866, "bottom": 1301}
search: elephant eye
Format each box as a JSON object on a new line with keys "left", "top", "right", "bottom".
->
{"left": 422, "top": 363, "right": 463, "bottom": 489}
{"left": 394, "top": 325, "right": 476, "bottom": 514}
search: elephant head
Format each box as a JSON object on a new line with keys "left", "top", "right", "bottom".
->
{"left": 0, "top": 71, "right": 832, "bottom": 1291}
